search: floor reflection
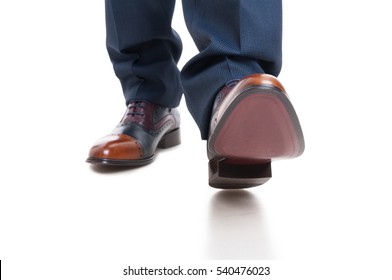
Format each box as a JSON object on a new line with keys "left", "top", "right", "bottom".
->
{"left": 206, "top": 190, "right": 274, "bottom": 260}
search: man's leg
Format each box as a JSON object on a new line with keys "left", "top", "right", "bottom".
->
{"left": 181, "top": 0, "right": 283, "bottom": 139}
{"left": 87, "top": 0, "right": 182, "bottom": 166}
{"left": 181, "top": 0, "right": 304, "bottom": 188}
{"left": 106, "top": 0, "right": 183, "bottom": 107}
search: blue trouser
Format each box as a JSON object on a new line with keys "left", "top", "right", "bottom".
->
{"left": 105, "top": 0, "right": 282, "bottom": 139}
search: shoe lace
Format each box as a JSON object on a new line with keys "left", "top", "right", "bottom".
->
{"left": 127, "top": 101, "right": 145, "bottom": 117}
{"left": 119, "top": 101, "right": 146, "bottom": 124}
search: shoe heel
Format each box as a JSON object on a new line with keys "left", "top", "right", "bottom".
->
{"left": 208, "top": 158, "right": 271, "bottom": 189}
{"left": 158, "top": 128, "right": 181, "bottom": 149}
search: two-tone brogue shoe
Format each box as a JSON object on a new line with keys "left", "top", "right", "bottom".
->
{"left": 87, "top": 101, "right": 181, "bottom": 166}
{"left": 207, "top": 74, "right": 305, "bottom": 189}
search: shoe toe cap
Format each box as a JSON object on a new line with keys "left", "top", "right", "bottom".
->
{"left": 88, "top": 134, "right": 143, "bottom": 160}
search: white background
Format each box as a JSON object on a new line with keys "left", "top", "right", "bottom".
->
{"left": 0, "top": 0, "right": 391, "bottom": 279}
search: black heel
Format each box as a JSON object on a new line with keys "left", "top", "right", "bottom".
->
{"left": 158, "top": 128, "right": 181, "bottom": 149}
{"left": 208, "top": 158, "right": 271, "bottom": 189}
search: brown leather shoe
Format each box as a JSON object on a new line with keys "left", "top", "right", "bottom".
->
{"left": 207, "top": 74, "right": 305, "bottom": 189}
{"left": 87, "top": 101, "right": 181, "bottom": 166}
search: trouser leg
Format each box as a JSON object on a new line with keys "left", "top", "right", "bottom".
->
{"left": 105, "top": 0, "right": 183, "bottom": 107}
{"left": 181, "top": 0, "right": 283, "bottom": 139}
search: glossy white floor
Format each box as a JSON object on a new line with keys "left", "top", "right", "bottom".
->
{"left": 1, "top": 1, "right": 391, "bottom": 279}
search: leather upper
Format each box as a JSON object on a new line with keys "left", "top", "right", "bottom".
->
{"left": 88, "top": 101, "right": 180, "bottom": 161}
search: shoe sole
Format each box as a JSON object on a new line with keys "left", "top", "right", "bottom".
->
{"left": 208, "top": 86, "right": 305, "bottom": 189}
{"left": 86, "top": 128, "right": 181, "bottom": 167}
